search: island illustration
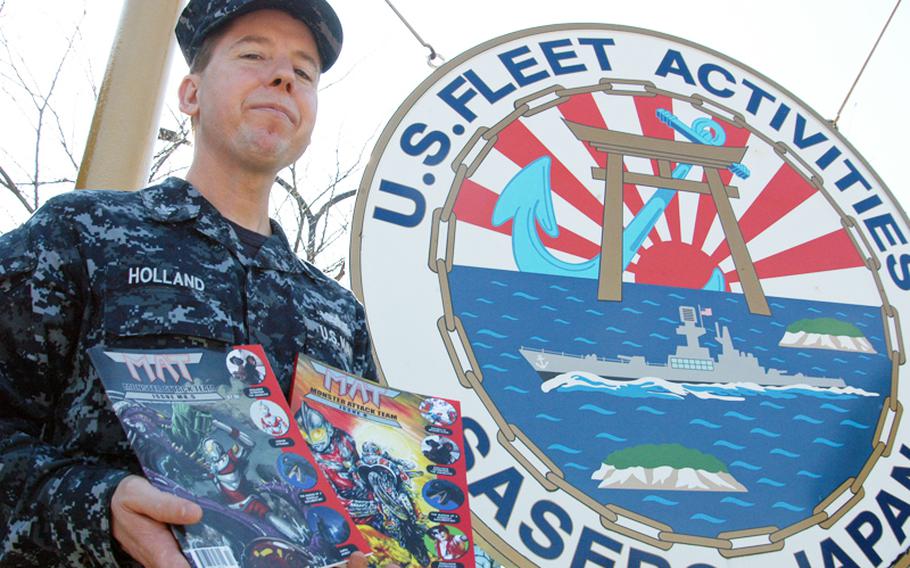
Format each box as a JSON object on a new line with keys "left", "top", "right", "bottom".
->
{"left": 778, "top": 317, "right": 875, "bottom": 353}
{"left": 591, "top": 443, "right": 746, "bottom": 492}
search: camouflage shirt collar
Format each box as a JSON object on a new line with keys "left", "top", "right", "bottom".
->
{"left": 140, "top": 177, "right": 202, "bottom": 222}
{"left": 256, "top": 220, "right": 310, "bottom": 275}
{"left": 140, "top": 177, "right": 309, "bottom": 276}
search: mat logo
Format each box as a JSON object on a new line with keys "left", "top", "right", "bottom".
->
{"left": 354, "top": 25, "right": 908, "bottom": 566}
{"left": 321, "top": 364, "right": 400, "bottom": 407}
{"left": 104, "top": 351, "right": 204, "bottom": 384}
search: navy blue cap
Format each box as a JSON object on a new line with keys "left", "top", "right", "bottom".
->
{"left": 176, "top": 0, "right": 343, "bottom": 71}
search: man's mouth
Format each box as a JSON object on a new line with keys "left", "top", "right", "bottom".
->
{"left": 250, "top": 103, "right": 296, "bottom": 124}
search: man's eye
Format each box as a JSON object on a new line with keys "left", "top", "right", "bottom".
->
{"left": 241, "top": 53, "right": 263, "bottom": 60}
{"left": 295, "top": 68, "right": 312, "bottom": 80}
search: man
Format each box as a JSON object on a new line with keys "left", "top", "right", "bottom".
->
{"left": 0, "top": 0, "right": 379, "bottom": 566}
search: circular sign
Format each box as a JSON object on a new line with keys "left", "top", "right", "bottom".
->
{"left": 227, "top": 348, "right": 266, "bottom": 384}
{"left": 353, "top": 24, "right": 909, "bottom": 566}
{"left": 422, "top": 478, "right": 467, "bottom": 511}
{"left": 421, "top": 434, "right": 462, "bottom": 465}
{"left": 420, "top": 396, "right": 459, "bottom": 426}
{"left": 249, "top": 399, "right": 290, "bottom": 437}
{"left": 277, "top": 453, "right": 318, "bottom": 490}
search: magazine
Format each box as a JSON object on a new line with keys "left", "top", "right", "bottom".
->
{"left": 89, "top": 345, "right": 369, "bottom": 568}
{"left": 290, "top": 354, "right": 475, "bottom": 568}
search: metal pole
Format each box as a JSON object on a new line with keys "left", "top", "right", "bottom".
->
{"left": 76, "top": 0, "right": 184, "bottom": 190}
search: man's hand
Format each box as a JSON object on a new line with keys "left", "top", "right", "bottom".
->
{"left": 111, "top": 475, "right": 203, "bottom": 568}
{"left": 347, "top": 551, "right": 401, "bottom": 567}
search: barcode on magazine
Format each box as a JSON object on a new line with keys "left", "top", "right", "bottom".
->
{"left": 187, "top": 546, "right": 239, "bottom": 568}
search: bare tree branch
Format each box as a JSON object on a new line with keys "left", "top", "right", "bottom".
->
{"left": 275, "top": 165, "right": 316, "bottom": 256}
{"left": 322, "top": 257, "right": 346, "bottom": 281}
{"left": 30, "top": 11, "right": 83, "bottom": 207}
{"left": 316, "top": 189, "right": 356, "bottom": 219}
{"left": 0, "top": 164, "right": 33, "bottom": 213}
{"left": 317, "top": 63, "right": 356, "bottom": 92}
{"left": 272, "top": 149, "right": 361, "bottom": 268}
{"left": 47, "top": 103, "right": 79, "bottom": 171}
{"left": 14, "top": 177, "right": 76, "bottom": 188}
{"left": 0, "top": 6, "right": 84, "bottom": 210}
{"left": 148, "top": 112, "right": 191, "bottom": 183}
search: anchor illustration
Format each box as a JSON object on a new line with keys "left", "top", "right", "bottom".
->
{"left": 492, "top": 109, "right": 769, "bottom": 315}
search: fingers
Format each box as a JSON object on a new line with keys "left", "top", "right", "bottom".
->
{"left": 115, "top": 475, "right": 203, "bottom": 524}
{"left": 113, "top": 505, "right": 192, "bottom": 568}
{"left": 346, "top": 551, "right": 401, "bottom": 567}
{"left": 111, "top": 476, "right": 197, "bottom": 568}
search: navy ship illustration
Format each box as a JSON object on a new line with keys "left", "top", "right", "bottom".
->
{"left": 520, "top": 306, "right": 846, "bottom": 388}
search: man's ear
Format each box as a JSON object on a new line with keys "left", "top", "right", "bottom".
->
{"left": 178, "top": 74, "right": 201, "bottom": 119}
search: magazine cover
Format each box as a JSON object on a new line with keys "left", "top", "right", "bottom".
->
{"left": 290, "top": 354, "right": 475, "bottom": 568}
{"left": 89, "top": 345, "right": 370, "bottom": 568}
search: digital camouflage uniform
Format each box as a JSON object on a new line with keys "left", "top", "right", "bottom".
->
{"left": 0, "top": 177, "right": 376, "bottom": 566}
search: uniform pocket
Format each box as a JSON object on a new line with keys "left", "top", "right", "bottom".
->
{"left": 103, "top": 284, "right": 240, "bottom": 344}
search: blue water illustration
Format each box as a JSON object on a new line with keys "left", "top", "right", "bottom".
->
{"left": 449, "top": 266, "right": 890, "bottom": 537}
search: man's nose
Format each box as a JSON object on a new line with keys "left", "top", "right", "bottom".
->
{"left": 268, "top": 59, "right": 295, "bottom": 91}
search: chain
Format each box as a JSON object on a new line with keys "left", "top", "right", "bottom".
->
{"left": 429, "top": 80, "right": 903, "bottom": 553}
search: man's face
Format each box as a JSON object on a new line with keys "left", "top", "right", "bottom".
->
{"left": 181, "top": 9, "right": 320, "bottom": 173}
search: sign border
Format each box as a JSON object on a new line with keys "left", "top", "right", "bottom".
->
{"left": 350, "top": 22, "right": 909, "bottom": 565}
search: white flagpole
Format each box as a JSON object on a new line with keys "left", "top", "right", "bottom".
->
{"left": 76, "top": 0, "right": 183, "bottom": 191}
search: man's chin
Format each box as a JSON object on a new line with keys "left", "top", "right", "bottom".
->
{"left": 240, "top": 136, "right": 308, "bottom": 172}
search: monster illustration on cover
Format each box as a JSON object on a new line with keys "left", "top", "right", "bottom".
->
{"left": 291, "top": 354, "right": 475, "bottom": 568}
{"left": 89, "top": 345, "right": 370, "bottom": 568}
